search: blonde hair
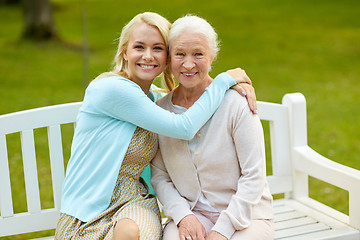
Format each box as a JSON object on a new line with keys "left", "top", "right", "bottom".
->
{"left": 96, "top": 12, "right": 175, "bottom": 92}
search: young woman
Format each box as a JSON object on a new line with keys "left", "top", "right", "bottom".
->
{"left": 55, "top": 12, "right": 254, "bottom": 240}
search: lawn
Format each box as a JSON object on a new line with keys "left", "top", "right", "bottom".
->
{"left": 1, "top": 0, "right": 360, "bottom": 239}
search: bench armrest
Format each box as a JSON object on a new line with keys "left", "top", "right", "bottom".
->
{"left": 293, "top": 145, "right": 360, "bottom": 229}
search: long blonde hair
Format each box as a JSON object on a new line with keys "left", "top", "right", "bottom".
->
{"left": 96, "top": 12, "right": 174, "bottom": 92}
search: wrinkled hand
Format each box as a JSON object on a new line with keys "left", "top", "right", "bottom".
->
{"left": 226, "top": 68, "right": 252, "bottom": 85}
{"left": 227, "top": 68, "right": 257, "bottom": 114}
{"left": 231, "top": 82, "right": 257, "bottom": 114}
{"left": 178, "top": 215, "right": 206, "bottom": 240}
{"left": 205, "top": 231, "right": 227, "bottom": 240}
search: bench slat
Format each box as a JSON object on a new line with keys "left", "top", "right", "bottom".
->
{"left": 275, "top": 222, "right": 331, "bottom": 239}
{"left": 21, "top": 129, "right": 42, "bottom": 213}
{"left": 267, "top": 175, "right": 292, "bottom": 195}
{"left": 0, "top": 102, "right": 82, "bottom": 135}
{"left": 273, "top": 204, "right": 295, "bottom": 214}
{"left": 47, "top": 125, "right": 65, "bottom": 210}
{"left": 275, "top": 211, "right": 307, "bottom": 223}
{"left": 275, "top": 217, "right": 318, "bottom": 231}
{"left": 0, "top": 135, "right": 14, "bottom": 217}
{"left": 0, "top": 209, "right": 59, "bottom": 237}
{"left": 258, "top": 102, "right": 293, "bottom": 195}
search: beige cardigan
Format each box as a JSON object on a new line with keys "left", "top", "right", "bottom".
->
{"left": 151, "top": 90, "right": 273, "bottom": 239}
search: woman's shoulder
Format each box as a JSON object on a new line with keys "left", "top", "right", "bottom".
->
{"left": 156, "top": 90, "right": 173, "bottom": 107}
{"left": 220, "top": 90, "right": 259, "bottom": 122}
{"left": 224, "top": 89, "right": 249, "bottom": 107}
{"left": 87, "top": 75, "right": 141, "bottom": 95}
{"left": 90, "top": 75, "right": 133, "bottom": 87}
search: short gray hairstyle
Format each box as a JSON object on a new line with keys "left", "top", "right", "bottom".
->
{"left": 169, "top": 15, "right": 220, "bottom": 58}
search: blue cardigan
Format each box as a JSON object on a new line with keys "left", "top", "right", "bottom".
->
{"left": 60, "top": 73, "right": 235, "bottom": 222}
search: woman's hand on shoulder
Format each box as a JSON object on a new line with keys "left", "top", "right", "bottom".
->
{"left": 227, "top": 68, "right": 257, "bottom": 114}
{"left": 226, "top": 68, "right": 252, "bottom": 85}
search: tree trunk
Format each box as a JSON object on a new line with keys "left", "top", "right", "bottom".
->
{"left": 22, "top": 0, "right": 59, "bottom": 41}
{"left": 0, "top": 0, "right": 21, "bottom": 4}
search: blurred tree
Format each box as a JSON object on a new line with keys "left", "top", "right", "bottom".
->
{"left": 0, "top": 0, "right": 21, "bottom": 4}
{"left": 22, "top": 0, "right": 59, "bottom": 41}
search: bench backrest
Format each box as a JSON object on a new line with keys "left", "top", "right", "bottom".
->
{"left": 0, "top": 102, "right": 82, "bottom": 236}
{"left": 0, "top": 93, "right": 303, "bottom": 237}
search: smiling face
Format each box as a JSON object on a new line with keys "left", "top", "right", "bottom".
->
{"left": 124, "top": 23, "right": 168, "bottom": 91}
{"left": 170, "top": 32, "right": 214, "bottom": 90}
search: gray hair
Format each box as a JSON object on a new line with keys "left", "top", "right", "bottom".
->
{"left": 169, "top": 15, "right": 220, "bottom": 58}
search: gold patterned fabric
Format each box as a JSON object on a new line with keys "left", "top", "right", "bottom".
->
{"left": 55, "top": 127, "right": 162, "bottom": 239}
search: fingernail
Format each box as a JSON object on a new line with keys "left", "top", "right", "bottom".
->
{"left": 255, "top": 109, "right": 258, "bottom": 114}
{"left": 242, "top": 91, "right": 246, "bottom": 96}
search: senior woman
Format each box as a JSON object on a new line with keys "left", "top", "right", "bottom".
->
{"left": 151, "top": 15, "right": 274, "bottom": 240}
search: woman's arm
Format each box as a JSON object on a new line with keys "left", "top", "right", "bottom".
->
{"left": 150, "top": 151, "right": 194, "bottom": 223}
{"left": 212, "top": 96, "right": 266, "bottom": 238}
{"left": 88, "top": 72, "right": 235, "bottom": 140}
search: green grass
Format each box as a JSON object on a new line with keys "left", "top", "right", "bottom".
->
{"left": 1, "top": 0, "right": 360, "bottom": 238}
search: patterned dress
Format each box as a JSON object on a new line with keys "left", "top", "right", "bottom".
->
{"left": 55, "top": 127, "right": 162, "bottom": 239}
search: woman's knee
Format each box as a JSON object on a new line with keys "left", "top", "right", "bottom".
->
{"left": 113, "top": 218, "right": 139, "bottom": 240}
{"left": 231, "top": 219, "right": 274, "bottom": 240}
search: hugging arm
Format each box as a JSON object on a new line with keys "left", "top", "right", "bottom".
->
{"left": 92, "top": 71, "right": 241, "bottom": 140}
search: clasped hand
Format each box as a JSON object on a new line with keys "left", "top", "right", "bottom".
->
{"left": 178, "top": 215, "right": 227, "bottom": 240}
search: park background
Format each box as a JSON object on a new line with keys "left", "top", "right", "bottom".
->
{"left": 0, "top": 0, "right": 359, "bottom": 239}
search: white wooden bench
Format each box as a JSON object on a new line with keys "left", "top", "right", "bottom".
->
{"left": 1, "top": 93, "right": 359, "bottom": 239}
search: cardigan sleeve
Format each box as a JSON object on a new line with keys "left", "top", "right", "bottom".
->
{"left": 86, "top": 72, "right": 235, "bottom": 140}
{"left": 212, "top": 97, "right": 267, "bottom": 238}
{"left": 150, "top": 150, "right": 195, "bottom": 224}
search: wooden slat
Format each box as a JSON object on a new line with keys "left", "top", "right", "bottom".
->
{"left": 275, "top": 222, "right": 331, "bottom": 239}
{"left": 275, "top": 211, "right": 307, "bottom": 223}
{"left": 274, "top": 204, "right": 296, "bottom": 215}
{"left": 0, "top": 209, "right": 59, "bottom": 237}
{"left": 269, "top": 113, "right": 291, "bottom": 177}
{"left": 267, "top": 175, "right": 292, "bottom": 195}
{"left": 0, "top": 102, "right": 82, "bottom": 135}
{"left": 21, "top": 129, "right": 41, "bottom": 213}
{"left": 0, "top": 135, "right": 14, "bottom": 217}
{"left": 258, "top": 101, "right": 293, "bottom": 195}
{"left": 47, "top": 125, "right": 65, "bottom": 210}
{"left": 275, "top": 217, "right": 318, "bottom": 231}
{"left": 257, "top": 101, "right": 287, "bottom": 122}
